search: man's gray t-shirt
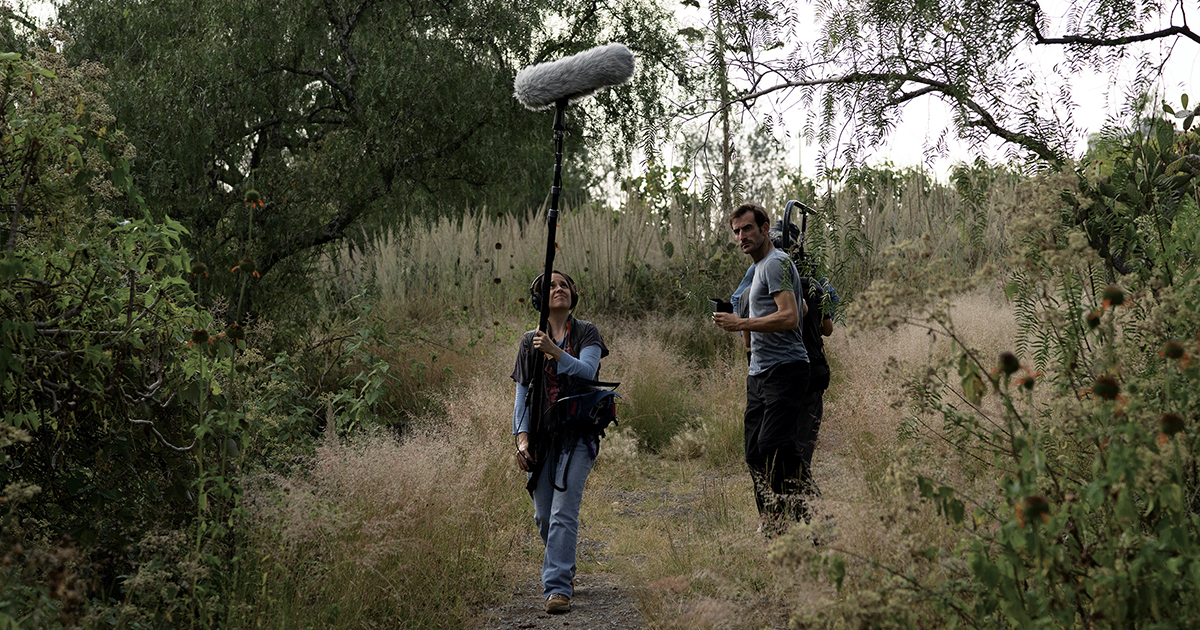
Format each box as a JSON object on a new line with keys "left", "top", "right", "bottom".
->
{"left": 746, "top": 248, "right": 808, "bottom": 376}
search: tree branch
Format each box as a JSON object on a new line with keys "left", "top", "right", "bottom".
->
{"left": 255, "top": 193, "right": 373, "bottom": 279}
{"left": 131, "top": 419, "right": 197, "bottom": 452}
{"left": 532, "top": 0, "right": 600, "bottom": 63}
{"left": 1037, "top": 24, "right": 1200, "bottom": 47}
{"left": 277, "top": 65, "right": 353, "bottom": 111}
{"left": 731, "top": 71, "right": 1064, "bottom": 165}
{"left": 256, "top": 116, "right": 488, "bottom": 278}
{"left": 1020, "top": 0, "right": 1200, "bottom": 47}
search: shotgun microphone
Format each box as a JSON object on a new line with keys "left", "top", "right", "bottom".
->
{"left": 514, "top": 43, "right": 636, "bottom": 111}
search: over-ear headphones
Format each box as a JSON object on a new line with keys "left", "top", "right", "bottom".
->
{"left": 529, "top": 271, "right": 579, "bottom": 312}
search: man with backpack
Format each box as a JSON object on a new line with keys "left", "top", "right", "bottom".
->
{"left": 713, "top": 203, "right": 810, "bottom": 534}
{"left": 728, "top": 215, "right": 837, "bottom": 528}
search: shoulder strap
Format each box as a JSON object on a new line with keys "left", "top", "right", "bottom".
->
{"left": 800, "top": 281, "right": 828, "bottom": 366}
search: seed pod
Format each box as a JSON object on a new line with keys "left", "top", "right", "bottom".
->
{"left": 191, "top": 329, "right": 210, "bottom": 344}
{"left": 190, "top": 262, "right": 208, "bottom": 277}
{"left": 1086, "top": 310, "right": 1102, "bottom": 329}
{"left": 999, "top": 352, "right": 1020, "bottom": 375}
{"left": 1094, "top": 375, "right": 1120, "bottom": 400}
{"left": 226, "top": 324, "right": 245, "bottom": 341}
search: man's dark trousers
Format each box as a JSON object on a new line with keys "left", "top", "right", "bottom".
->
{"left": 744, "top": 359, "right": 811, "bottom": 521}
{"left": 797, "top": 388, "right": 824, "bottom": 499}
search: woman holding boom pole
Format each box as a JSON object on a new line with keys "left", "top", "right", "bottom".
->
{"left": 510, "top": 40, "right": 630, "bottom": 615}
{"left": 511, "top": 270, "right": 609, "bottom": 614}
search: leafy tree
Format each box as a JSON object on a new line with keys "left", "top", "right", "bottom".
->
{"left": 51, "top": 0, "right": 685, "bottom": 316}
{"left": 686, "top": 0, "right": 1199, "bottom": 171}
{"left": 670, "top": 0, "right": 795, "bottom": 209}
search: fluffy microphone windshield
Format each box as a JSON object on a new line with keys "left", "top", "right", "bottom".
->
{"left": 514, "top": 43, "right": 635, "bottom": 111}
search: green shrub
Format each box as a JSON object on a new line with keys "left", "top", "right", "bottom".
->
{"left": 790, "top": 117, "right": 1200, "bottom": 628}
{"left": 0, "top": 39, "right": 424, "bottom": 627}
{"left": 0, "top": 43, "right": 210, "bottom": 616}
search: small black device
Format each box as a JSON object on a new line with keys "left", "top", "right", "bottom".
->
{"left": 709, "top": 298, "right": 733, "bottom": 313}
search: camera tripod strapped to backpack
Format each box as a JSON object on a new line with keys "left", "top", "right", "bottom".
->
{"left": 773, "top": 200, "right": 832, "bottom": 395}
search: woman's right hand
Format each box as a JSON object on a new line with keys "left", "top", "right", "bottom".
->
{"left": 531, "top": 330, "right": 563, "bottom": 361}
{"left": 515, "top": 431, "right": 534, "bottom": 472}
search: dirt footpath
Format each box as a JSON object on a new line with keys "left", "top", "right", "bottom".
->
{"left": 474, "top": 572, "right": 644, "bottom": 630}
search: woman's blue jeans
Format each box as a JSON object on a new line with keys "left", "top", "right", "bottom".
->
{"left": 528, "top": 438, "right": 595, "bottom": 598}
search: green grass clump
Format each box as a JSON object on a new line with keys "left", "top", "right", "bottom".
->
{"left": 604, "top": 322, "right": 704, "bottom": 454}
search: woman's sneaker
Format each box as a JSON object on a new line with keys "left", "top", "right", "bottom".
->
{"left": 546, "top": 593, "right": 571, "bottom": 614}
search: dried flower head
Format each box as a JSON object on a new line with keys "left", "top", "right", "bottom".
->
{"left": 1101, "top": 285, "right": 1125, "bottom": 307}
{"left": 1016, "top": 495, "right": 1050, "bottom": 527}
{"left": 1093, "top": 375, "right": 1120, "bottom": 400}
{"left": 232, "top": 259, "right": 260, "bottom": 278}
{"left": 999, "top": 352, "right": 1020, "bottom": 375}
{"left": 1160, "top": 413, "right": 1185, "bottom": 436}
{"left": 244, "top": 189, "right": 264, "bottom": 208}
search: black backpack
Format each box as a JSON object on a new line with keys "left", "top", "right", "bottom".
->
{"left": 799, "top": 277, "right": 831, "bottom": 394}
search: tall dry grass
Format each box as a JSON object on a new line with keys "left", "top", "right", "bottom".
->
{"left": 239, "top": 357, "right": 527, "bottom": 630}
{"left": 568, "top": 287, "right": 1029, "bottom": 629}
{"left": 812, "top": 168, "right": 1016, "bottom": 300}
{"left": 234, "top": 281, "right": 1031, "bottom": 629}
{"left": 600, "top": 317, "right": 705, "bottom": 453}
{"left": 809, "top": 288, "right": 1018, "bottom": 567}
{"left": 319, "top": 168, "right": 1019, "bottom": 333}
{"left": 320, "top": 199, "right": 674, "bottom": 324}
